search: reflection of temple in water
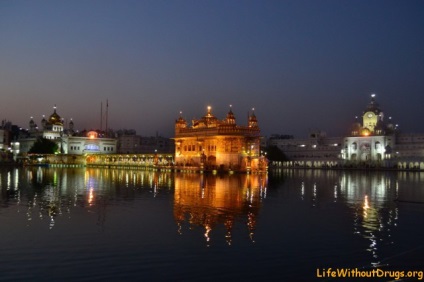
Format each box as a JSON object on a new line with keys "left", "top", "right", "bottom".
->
{"left": 173, "top": 173, "right": 267, "bottom": 245}
{"left": 288, "top": 169, "right": 415, "bottom": 268}
{"left": 339, "top": 172, "right": 399, "bottom": 267}
{"left": 0, "top": 167, "right": 174, "bottom": 230}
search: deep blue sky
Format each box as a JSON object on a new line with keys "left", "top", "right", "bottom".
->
{"left": 1, "top": 0, "right": 423, "bottom": 137}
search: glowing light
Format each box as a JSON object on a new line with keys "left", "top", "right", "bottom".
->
{"left": 88, "top": 187, "right": 94, "bottom": 205}
{"left": 204, "top": 224, "right": 211, "bottom": 243}
{"left": 363, "top": 195, "right": 369, "bottom": 209}
{"left": 49, "top": 216, "right": 55, "bottom": 230}
{"left": 334, "top": 184, "right": 338, "bottom": 200}
{"left": 87, "top": 131, "right": 98, "bottom": 139}
{"left": 363, "top": 194, "right": 369, "bottom": 219}
{"left": 371, "top": 93, "right": 376, "bottom": 98}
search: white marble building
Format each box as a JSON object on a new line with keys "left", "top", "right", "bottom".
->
{"left": 17, "top": 106, "right": 117, "bottom": 155}
{"left": 341, "top": 94, "right": 396, "bottom": 162}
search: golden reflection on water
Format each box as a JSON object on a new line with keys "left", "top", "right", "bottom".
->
{"left": 173, "top": 174, "right": 267, "bottom": 246}
{"left": 2, "top": 166, "right": 423, "bottom": 256}
{"left": 0, "top": 167, "right": 176, "bottom": 230}
{"left": 339, "top": 173, "right": 399, "bottom": 267}
{"left": 88, "top": 187, "right": 94, "bottom": 206}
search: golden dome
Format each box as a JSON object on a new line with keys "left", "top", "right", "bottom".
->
{"left": 48, "top": 106, "right": 63, "bottom": 126}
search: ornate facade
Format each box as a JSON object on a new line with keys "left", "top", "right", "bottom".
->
{"left": 341, "top": 94, "right": 396, "bottom": 162}
{"left": 174, "top": 106, "right": 267, "bottom": 172}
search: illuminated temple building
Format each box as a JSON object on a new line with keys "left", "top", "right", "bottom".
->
{"left": 341, "top": 94, "right": 396, "bottom": 162}
{"left": 174, "top": 106, "right": 267, "bottom": 173}
{"left": 17, "top": 106, "right": 117, "bottom": 155}
{"left": 271, "top": 94, "right": 424, "bottom": 169}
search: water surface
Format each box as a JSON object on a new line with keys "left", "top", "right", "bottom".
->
{"left": 0, "top": 167, "right": 423, "bottom": 281}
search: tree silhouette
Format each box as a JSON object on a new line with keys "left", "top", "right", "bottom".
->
{"left": 265, "top": 145, "right": 288, "bottom": 162}
{"left": 29, "top": 137, "right": 58, "bottom": 154}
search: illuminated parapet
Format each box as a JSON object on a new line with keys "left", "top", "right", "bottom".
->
{"left": 174, "top": 106, "right": 267, "bottom": 173}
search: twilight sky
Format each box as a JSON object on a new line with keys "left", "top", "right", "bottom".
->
{"left": 1, "top": 0, "right": 424, "bottom": 138}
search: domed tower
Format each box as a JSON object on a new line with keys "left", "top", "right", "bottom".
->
{"left": 175, "top": 111, "right": 187, "bottom": 130}
{"left": 201, "top": 106, "right": 218, "bottom": 127}
{"left": 29, "top": 117, "right": 37, "bottom": 133}
{"left": 48, "top": 105, "right": 63, "bottom": 132}
{"left": 41, "top": 115, "right": 47, "bottom": 129}
{"left": 248, "top": 108, "right": 258, "bottom": 128}
{"left": 225, "top": 105, "right": 236, "bottom": 125}
{"left": 48, "top": 106, "right": 63, "bottom": 125}
{"left": 362, "top": 94, "right": 383, "bottom": 133}
{"left": 69, "top": 118, "right": 75, "bottom": 135}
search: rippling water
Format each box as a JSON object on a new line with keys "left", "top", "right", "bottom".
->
{"left": 0, "top": 167, "right": 423, "bottom": 281}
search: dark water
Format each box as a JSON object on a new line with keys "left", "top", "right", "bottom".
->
{"left": 0, "top": 167, "right": 423, "bottom": 281}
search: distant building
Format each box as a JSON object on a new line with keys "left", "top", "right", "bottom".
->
{"left": 393, "top": 134, "right": 424, "bottom": 160}
{"left": 174, "top": 106, "right": 267, "bottom": 172}
{"left": 66, "top": 130, "right": 117, "bottom": 155}
{"left": 268, "top": 131, "right": 342, "bottom": 162}
{"left": 341, "top": 94, "right": 396, "bottom": 162}
{"left": 116, "top": 130, "right": 174, "bottom": 154}
{"left": 271, "top": 94, "right": 424, "bottom": 169}
{"left": 0, "top": 120, "right": 13, "bottom": 151}
{"left": 117, "top": 133, "right": 142, "bottom": 154}
{"left": 0, "top": 128, "right": 8, "bottom": 151}
{"left": 139, "top": 136, "right": 174, "bottom": 154}
{"left": 342, "top": 95, "right": 424, "bottom": 166}
{"left": 17, "top": 106, "right": 117, "bottom": 155}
